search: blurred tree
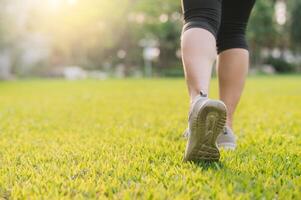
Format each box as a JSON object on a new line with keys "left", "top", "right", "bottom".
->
{"left": 32, "top": 0, "right": 133, "bottom": 69}
{"left": 0, "top": 0, "right": 17, "bottom": 49}
{"left": 0, "top": 0, "right": 20, "bottom": 79}
{"left": 129, "top": 0, "right": 182, "bottom": 72}
{"left": 290, "top": 0, "right": 301, "bottom": 51}
{"left": 247, "top": 0, "right": 278, "bottom": 65}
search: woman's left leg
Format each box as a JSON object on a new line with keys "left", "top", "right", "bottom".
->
{"left": 216, "top": 0, "right": 256, "bottom": 129}
{"left": 217, "top": 49, "right": 249, "bottom": 129}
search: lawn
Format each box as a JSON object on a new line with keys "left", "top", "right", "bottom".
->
{"left": 0, "top": 76, "right": 300, "bottom": 199}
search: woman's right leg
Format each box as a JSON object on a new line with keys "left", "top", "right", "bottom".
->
{"left": 181, "top": 0, "right": 228, "bottom": 162}
{"left": 181, "top": 28, "right": 217, "bottom": 102}
{"left": 181, "top": 0, "right": 222, "bottom": 103}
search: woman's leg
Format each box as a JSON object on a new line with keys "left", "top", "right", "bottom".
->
{"left": 181, "top": 0, "right": 222, "bottom": 103}
{"left": 217, "top": 49, "right": 249, "bottom": 129}
{"left": 216, "top": 0, "right": 256, "bottom": 128}
{"left": 182, "top": 0, "right": 227, "bottom": 162}
{"left": 181, "top": 28, "right": 217, "bottom": 103}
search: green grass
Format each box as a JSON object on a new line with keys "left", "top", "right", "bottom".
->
{"left": 0, "top": 76, "right": 300, "bottom": 199}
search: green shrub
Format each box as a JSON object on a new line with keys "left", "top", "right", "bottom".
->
{"left": 160, "top": 67, "right": 184, "bottom": 77}
{"left": 264, "top": 57, "right": 296, "bottom": 73}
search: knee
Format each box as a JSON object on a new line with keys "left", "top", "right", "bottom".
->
{"left": 217, "top": 22, "right": 249, "bottom": 54}
{"left": 182, "top": 0, "right": 222, "bottom": 38}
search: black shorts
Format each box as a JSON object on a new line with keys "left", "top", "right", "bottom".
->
{"left": 182, "top": 0, "right": 256, "bottom": 53}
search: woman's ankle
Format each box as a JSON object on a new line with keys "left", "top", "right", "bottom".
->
{"left": 190, "top": 89, "right": 208, "bottom": 103}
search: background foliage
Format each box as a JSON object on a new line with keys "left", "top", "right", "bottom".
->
{"left": 0, "top": 0, "right": 300, "bottom": 77}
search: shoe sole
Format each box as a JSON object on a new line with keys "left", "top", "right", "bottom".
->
{"left": 184, "top": 100, "right": 227, "bottom": 162}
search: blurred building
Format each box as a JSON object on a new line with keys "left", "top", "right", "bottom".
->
{"left": 0, "top": 0, "right": 50, "bottom": 79}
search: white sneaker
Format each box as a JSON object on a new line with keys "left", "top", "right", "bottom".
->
{"left": 216, "top": 126, "right": 237, "bottom": 150}
{"left": 183, "top": 92, "right": 227, "bottom": 162}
